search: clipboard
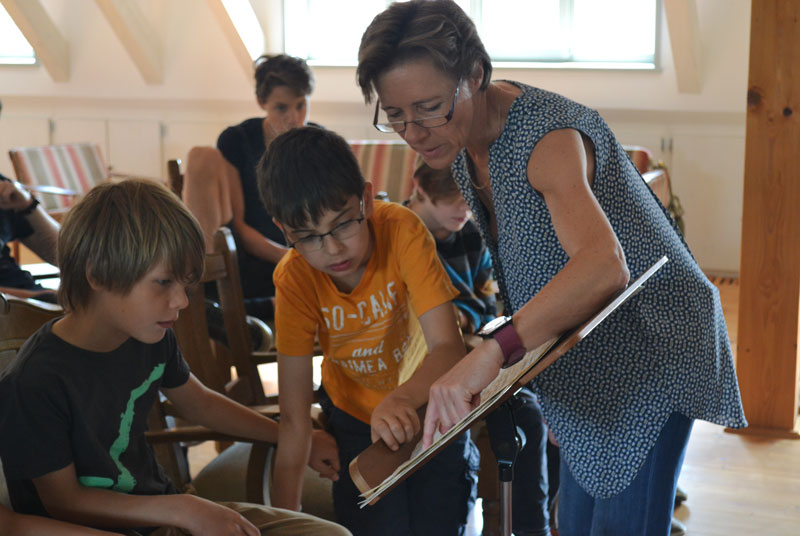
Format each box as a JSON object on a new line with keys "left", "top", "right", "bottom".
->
{"left": 349, "top": 255, "right": 669, "bottom": 506}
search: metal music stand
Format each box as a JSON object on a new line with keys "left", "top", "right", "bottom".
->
{"left": 490, "top": 393, "right": 527, "bottom": 536}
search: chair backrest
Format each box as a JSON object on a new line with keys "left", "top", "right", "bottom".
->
{"left": 349, "top": 140, "right": 420, "bottom": 202}
{"left": 9, "top": 143, "right": 108, "bottom": 211}
{"left": 0, "top": 293, "right": 62, "bottom": 372}
{"left": 167, "top": 158, "right": 183, "bottom": 199}
{"left": 0, "top": 293, "right": 62, "bottom": 507}
{"left": 172, "top": 226, "right": 270, "bottom": 407}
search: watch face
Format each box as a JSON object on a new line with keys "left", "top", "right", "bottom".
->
{"left": 478, "top": 316, "right": 511, "bottom": 337}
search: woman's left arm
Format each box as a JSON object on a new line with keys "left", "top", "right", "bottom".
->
{"left": 512, "top": 127, "right": 629, "bottom": 352}
{"left": 423, "top": 128, "right": 628, "bottom": 446}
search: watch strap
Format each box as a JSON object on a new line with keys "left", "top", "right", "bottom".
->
{"left": 494, "top": 322, "right": 526, "bottom": 369}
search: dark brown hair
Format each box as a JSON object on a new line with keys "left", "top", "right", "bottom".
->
{"left": 357, "top": 0, "right": 492, "bottom": 103}
{"left": 257, "top": 126, "right": 365, "bottom": 229}
{"left": 254, "top": 54, "right": 314, "bottom": 104}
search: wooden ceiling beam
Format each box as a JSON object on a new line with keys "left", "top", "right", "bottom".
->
{"left": 94, "top": 0, "right": 162, "bottom": 84}
{"left": 205, "top": 0, "right": 261, "bottom": 80}
{"left": 664, "top": 0, "right": 702, "bottom": 93}
{"left": 0, "top": 0, "right": 69, "bottom": 82}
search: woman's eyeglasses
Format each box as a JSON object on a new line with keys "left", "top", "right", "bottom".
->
{"left": 373, "top": 83, "right": 461, "bottom": 133}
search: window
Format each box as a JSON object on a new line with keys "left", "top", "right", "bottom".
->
{"left": 283, "top": 0, "right": 658, "bottom": 69}
{"left": 0, "top": 4, "right": 35, "bottom": 65}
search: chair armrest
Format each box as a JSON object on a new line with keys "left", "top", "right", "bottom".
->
{"left": 20, "top": 262, "right": 59, "bottom": 281}
{"left": 145, "top": 426, "right": 253, "bottom": 444}
{"left": 24, "top": 184, "right": 80, "bottom": 197}
{"left": 251, "top": 350, "right": 277, "bottom": 365}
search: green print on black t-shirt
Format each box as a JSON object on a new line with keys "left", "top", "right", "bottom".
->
{"left": 78, "top": 363, "right": 166, "bottom": 492}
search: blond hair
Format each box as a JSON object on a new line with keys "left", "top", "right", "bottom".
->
{"left": 57, "top": 179, "right": 205, "bottom": 311}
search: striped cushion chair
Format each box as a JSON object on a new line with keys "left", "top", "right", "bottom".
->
{"left": 349, "top": 140, "right": 420, "bottom": 202}
{"left": 8, "top": 143, "right": 109, "bottom": 216}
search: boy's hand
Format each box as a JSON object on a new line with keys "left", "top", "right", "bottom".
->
{"left": 180, "top": 495, "right": 260, "bottom": 536}
{"left": 309, "top": 429, "right": 340, "bottom": 481}
{"left": 370, "top": 393, "right": 420, "bottom": 451}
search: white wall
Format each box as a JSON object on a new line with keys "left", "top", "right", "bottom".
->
{"left": 0, "top": 0, "right": 751, "bottom": 274}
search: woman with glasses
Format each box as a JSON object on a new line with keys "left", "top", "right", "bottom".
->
{"left": 357, "top": 1, "right": 746, "bottom": 535}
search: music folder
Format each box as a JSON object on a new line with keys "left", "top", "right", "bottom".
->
{"left": 349, "top": 256, "right": 668, "bottom": 507}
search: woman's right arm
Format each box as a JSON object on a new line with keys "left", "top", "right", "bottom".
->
{"left": 226, "top": 159, "right": 288, "bottom": 264}
{"left": 33, "top": 465, "right": 259, "bottom": 535}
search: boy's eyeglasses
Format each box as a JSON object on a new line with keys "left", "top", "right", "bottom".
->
{"left": 287, "top": 199, "right": 365, "bottom": 253}
{"left": 373, "top": 83, "right": 461, "bottom": 134}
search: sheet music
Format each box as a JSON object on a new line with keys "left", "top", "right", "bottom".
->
{"left": 358, "top": 337, "right": 558, "bottom": 506}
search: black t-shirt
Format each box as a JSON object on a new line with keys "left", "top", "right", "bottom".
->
{"left": 0, "top": 174, "right": 42, "bottom": 291}
{"left": 0, "top": 320, "right": 190, "bottom": 520}
{"left": 216, "top": 119, "right": 323, "bottom": 299}
{"left": 217, "top": 117, "right": 285, "bottom": 298}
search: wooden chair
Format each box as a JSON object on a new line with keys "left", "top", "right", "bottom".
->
{"left": 9, "top": 143, "right": 159, "bottom": 220}
{"left": 348, "top": 139, "right": 420, "bottom": 202}
{"left": 175, "top": 226, "right": 275, "bottom": 406}
{"left": 8, "top": 143, "right": 109, "bottom": 218}
{"left": 0, "top": 292, "right": 62, "bottom": 377}
{"left": 0, "top": 293, "right": 63, "bottom": 508}
{"left": 167, "top": 158, "right": 183, "bottom": 199}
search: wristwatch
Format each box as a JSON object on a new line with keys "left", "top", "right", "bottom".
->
{"left": 477, "top": 316, "right": 526, "bottom": 369}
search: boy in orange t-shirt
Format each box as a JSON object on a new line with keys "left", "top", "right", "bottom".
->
{"left": 257, "top": 127, "right": 478, "bottom": 536}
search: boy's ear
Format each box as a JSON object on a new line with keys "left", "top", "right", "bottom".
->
{"left": 85, "top": 265, "right": 103, "bottom": 291}
{"left": 363, "top": 182, "right": 375, "bottom": 217}
{"left": 411, "top": 177, "right": 426, "bottom": 201}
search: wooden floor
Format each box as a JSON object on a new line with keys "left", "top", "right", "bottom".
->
{"left": 189, "top": 278, "right": 800, "bottom": 535}
{"left": 672, "top": 277, "right": 800, "bottom": 536}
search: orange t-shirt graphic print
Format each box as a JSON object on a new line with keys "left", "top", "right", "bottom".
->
{"left": 274, "top": 201, "right": 457, "bottom": 423}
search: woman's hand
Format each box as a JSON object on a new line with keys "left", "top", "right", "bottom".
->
{"left": 309, "top": 429, "right": 340, "bottom": 481}
{"left": 422, "top": 340, "right": 504, "bottom": 448}
{"left": 370, "top": 392, "right": 420, "bottom": 451}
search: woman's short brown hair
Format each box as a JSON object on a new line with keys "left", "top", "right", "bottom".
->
{"left": 357, "top": 0, "right": 492, "bottom": 103}
{"left": 56, "top": 179, "right": 205, "bottom": 312}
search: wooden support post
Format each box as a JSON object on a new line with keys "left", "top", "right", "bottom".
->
{"left": 736, "top": 0, "right": 800, "bottom": 437}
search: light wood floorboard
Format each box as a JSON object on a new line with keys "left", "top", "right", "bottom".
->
{"left": 674, "top": 277, "right": 800, "bottom": 535}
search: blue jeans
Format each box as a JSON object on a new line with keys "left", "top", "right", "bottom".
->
{"left": 484, "top": 387, "right": 551, "bottom": 536}
{"left": 558, "top": 412, "right": 694, "bottom": 536}
{"left": 318, "top": 388, "right": 479, "bottom": 536}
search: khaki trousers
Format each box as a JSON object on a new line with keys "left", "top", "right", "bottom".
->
{"left": 149, "top": 501, "right": 351, "bottom": 536}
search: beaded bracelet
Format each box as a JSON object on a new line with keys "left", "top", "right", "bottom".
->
{"left": 16, "top": 195, "right": 40, "bottom": 217}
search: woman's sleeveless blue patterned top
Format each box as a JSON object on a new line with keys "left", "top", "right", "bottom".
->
{"left": 451, "top": 82, "right": 747, "bottom": 498}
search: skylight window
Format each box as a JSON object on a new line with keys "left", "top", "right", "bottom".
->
{"left": 0, "top": 4, "right": 36, "bottom": 65}
{"left": 284, "top": 0, "right": 658, "bottom": 70}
